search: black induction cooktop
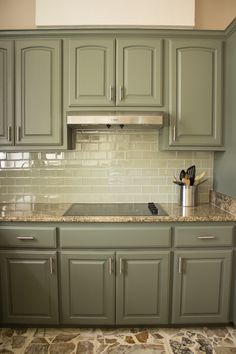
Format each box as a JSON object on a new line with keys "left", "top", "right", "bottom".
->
{"left": 63, "top": 202, "right": 168, "bottom": 216}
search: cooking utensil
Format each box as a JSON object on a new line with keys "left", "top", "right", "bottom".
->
{"left": 173, "top": 180, "right": 185, "bottom": 186}
{"left": 194, "top": 178, "right": 208, "bottom": 186}
{"left": 186, "top": 165, "right": 196, "bottom": 180}
{"left": 179, "top": 170, "right": 186, "bottom": 180}
{"left": 182, "top": 176, "right": 190, "bottom": 186}
{"left": 194, "top": 171, "right": 206, "bottom": 183}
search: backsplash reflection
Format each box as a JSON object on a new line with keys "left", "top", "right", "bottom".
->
{"left": 0, "top": 130, "right": 213, "bottom": 204}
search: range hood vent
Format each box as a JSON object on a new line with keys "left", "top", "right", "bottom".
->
{"left": 67, "top": 112, "right": 164, "bottom": 129}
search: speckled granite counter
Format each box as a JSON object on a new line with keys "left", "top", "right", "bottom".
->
{"left": 0, "top": 202, "right": 235, "bottom": 223}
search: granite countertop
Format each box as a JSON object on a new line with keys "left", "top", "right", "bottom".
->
{"left": 0, "top": 202, "right": 235, "bottom": 223}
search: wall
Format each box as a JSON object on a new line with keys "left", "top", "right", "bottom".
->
{"left": 0, "top": 131, "right": 213, "bottom": 204}
{"left": 214, "top": 28, "right": 236, "bottom": 197}
{"left": 195, "top": 0, "right": 236, "bottom": 29}
{"left": 35, "top": 0, "right": 195, "bottom": 27}
{"left": 1, "top": 0, "right": 236, "bottom": 30}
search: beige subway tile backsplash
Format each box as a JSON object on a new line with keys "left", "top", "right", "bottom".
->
{"left": 0, "top": 130, "right": 214, "bottom": 204}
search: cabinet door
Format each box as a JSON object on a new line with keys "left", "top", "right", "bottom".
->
{"left": 15, "top": 39, "right": 62, "bottom": 146}
{"left": 172, "top": 250, "right": 232, "bottom": 324}
{"left": 116, "top": 251, "right": 170, "bottom": 324}
{"left": 0, "top": 41, "right": 14, "bottom": 146}
{"left": 0, "top": 250, "right": 59, "bottom": 324}
{"left": 60, "top": 251, "right": 115, "bottom": 325}
{"left": 65, "top": 38, "right": 115, "bottom": 107}
{"left": 168, "top": 39, "right": 222, "bottom": 147}
{"left": 116, "top": 38, "right": 163, "bottom": 106}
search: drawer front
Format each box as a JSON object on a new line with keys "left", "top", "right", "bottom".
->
{"left": 0, "top": 226, "right": 57, "bottom": 248}
{"left": 174, "top": 226, "right": 234, "bottom": 247}
{"left": 59, "top": 225, "right": 171, "bottom": 248}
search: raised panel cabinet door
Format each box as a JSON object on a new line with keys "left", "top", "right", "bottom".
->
{"left": 169, "top": 39, "right": 222, "bottom": 147}
{"left": 116, "top": 38, "right": 163, "bottom": 106}
{"left": 60, "top": 251, "right": 115, "bottom": 325}
{"left": 172, "top": 250, "right": 232, "bottom": 324}
{"left": 65, "top": 38, "right": 115, "bottom": 107}
{"left": 0, "top": 41, "right": 14, "bottom": 146}
{"left": 0, "top": 250, "right": 59, "bottom": 324}
{"left": 116, "top": 251, "right": 170, "bottom": 324}
{"left": 15, "top": 39, "right": 62, "bottom": 146}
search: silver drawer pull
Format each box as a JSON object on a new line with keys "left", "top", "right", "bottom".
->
{"left": 17, "top": 236, "right": 35, "bottom": 240}
{"left": 178, "top": 257, "right": 182, "bottom": 274}
{"left": 49, "top": 257, "right": 53, "bottom": 275}
{"left": 7, "top": 126, "right": 12, "bottom": 142}
{"left": 108, "top": 257, "right": 113, "bottom": 275}
{"left": 119, "top": 86, "right": 123, "bottom": 101}
{"left": 16, "top": 126, "right": 21, "bottom": 141}
{"left": 119, "top": 258, "right": 123, "bottom": 274}
{"left": 197, "top": 236, "right": 216, "bottom": 240}
{"left": 109, "top": 85, "right": 113, "bottom": 101}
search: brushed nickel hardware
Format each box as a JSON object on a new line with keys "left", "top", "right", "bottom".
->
{"left": 109, "top": 85, "right": 113, "bottom": 101}
{"left": 119, "top": 258, "right": 123, "bottom": 274}
{"left": 16, "top": 126, "right": 21, "bottom": 141}
{"left": 119, "top": 86, "right": 123, "bottom": 101}
{"left": 7, "top": 126, "right": 12, "bottom": 141}
{"left": 108, "top": 257, "right": 113, "bottom": 274}
{"left": 49, "top": 257, "right": 53, "bottom": 275}
{"left": 197, "top": 236, "right": 216, "bottom": 239}
{"left": 17, "top": 236, "right": 35, "bottom": 240}
{"left": 178, "top": 257, "right": 182, "bottom": 274}
{"left": 173, "top": 125, "right": 176, "bottom": 142}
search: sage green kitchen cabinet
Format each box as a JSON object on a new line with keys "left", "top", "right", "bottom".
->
{"left": 15, "top": 39, "right": 62, "bottom": 146}
{"left": 161, "top": 39, "right": 223, "bottom": 150}
{"left": 0, "top": 41, "right": 14, "bottom": 146}
{"left": 116, "top": 38, "right": 163, "bottom": 106}
{"left": 60, "top": 251, "right": 115, "bottom": 325}
{"left": 65, "top": 38, "right": 115, "bottom": 107}
{"left": 65, "top": 37, "right": 163, "bottom": 108}
{"left": 60, "top": 249, "right": 170, "bottom": 325}
{"left": 0, "top": 250, "right": 59, "bottom": 324}
{"left": 172, "top": 250, "right": 232, "bottom": 324}
{"left": 116, "top": 251, "right": 170, "bottom": 325}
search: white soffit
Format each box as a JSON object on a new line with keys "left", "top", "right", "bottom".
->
{"left": 36, "top": 0, "right": 195, "bottom": 28}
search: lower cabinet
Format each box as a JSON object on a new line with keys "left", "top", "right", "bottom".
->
{"left": 172, "top": 250, "right": 232, "bottom": 324}
{"left": 60, "top": 250, "right": 170, "bottom": 325}
{"left": 0, "top": 250, "right": 59, "bottom": 324}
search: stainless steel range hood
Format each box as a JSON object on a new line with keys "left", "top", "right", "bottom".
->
{"left": 67, "top": 111, "right": 164, "bottom": 129}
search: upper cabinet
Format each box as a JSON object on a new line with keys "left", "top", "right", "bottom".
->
{"left": 64, "top": 38, "right": 115, "bottom": 107}
{"left": 15, "top": 39, "right": 62, "bottom": 147}
{"left": 0, "top": 41, "right": 14, "bottom": 146}
{"left": 161, "top": 38, "right": 223, "bottom": 150}
{"left": 64, "top": 37, "right": 164, "bottom": 108}
{"left": 0, "top": 39, "right": 64, "bottom": 151}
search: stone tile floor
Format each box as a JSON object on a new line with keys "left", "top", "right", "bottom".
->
{"left": 1, "top": 326, "right": 236, "bottom": 354}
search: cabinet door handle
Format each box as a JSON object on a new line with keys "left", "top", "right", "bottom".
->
{"left": 49, "top": 257, "right": 53, "bottom": 275}
{"left": 119, "top": 86, "right": 123, "bottom": 101}
{"left": 119, "top": 258, "right": 123, "bottom": 274}
{"left": 173, "top": 125, "right": 176, "bottom": 142}
{"left": 109, "top": 85, "right": 113, "bottom": 101}
{"left": 178, "top": 257, "right": 182, "bottom": 274}
{"left": 17, "top": 236, "right": 35, "bottom": 240}
{"left": 7, "top": 126, "right": 12, "bottom": 142}
{"left": 16, "top": 126, "right": 21, "bottom": 141}
{"left": 197, "top": 236, "right": 216, "bottom": 239}
{"left": 108, "top": 257, "right": 113, "bottom": 275}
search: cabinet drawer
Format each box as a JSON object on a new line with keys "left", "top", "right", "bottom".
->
{"left": 174, "top": 226, "right": 234, "bottom": 247}
{"left": 0, "top": 226, "right": 57, "bottom": 248}
{"left": 59, "top": 225, "right": 171, "bottom": 248}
